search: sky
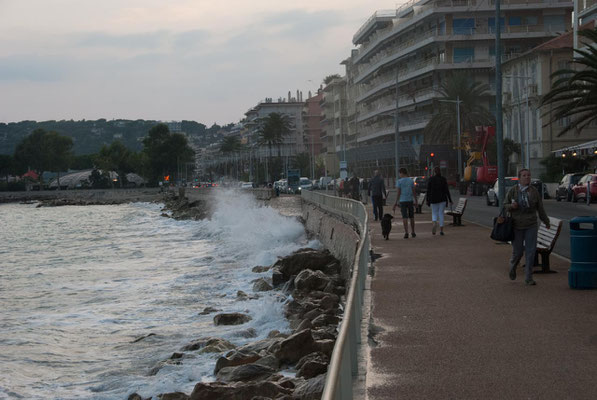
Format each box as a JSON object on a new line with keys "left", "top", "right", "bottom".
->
{"left": 0, "top": 0, "right": 402, "bottom": 126}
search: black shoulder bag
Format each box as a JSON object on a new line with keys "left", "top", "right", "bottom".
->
{"left": 490, "top": 208, "right": 514, "bottom": 242}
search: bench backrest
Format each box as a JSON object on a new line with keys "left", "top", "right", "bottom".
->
{"left": 454, "top": 197, "right": 467, "bottom": 213}
{"left": 537, "top": 216, "right": 563, "bottom": 252}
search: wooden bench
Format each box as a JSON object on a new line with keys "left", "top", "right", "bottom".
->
{"left": 445, "top": 197, "right": 467, "bottom": 226}
{"left": 534, "top": 216, "right": 563, "bottom": 273}
{"left": 415, "top": 192, "right": 426, "bottom": 213}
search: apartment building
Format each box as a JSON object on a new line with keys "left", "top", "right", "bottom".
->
{"left": 348, "top": 0, "right": 573, "bottom": 174}
{"left": 320, "top": 77, "right": 348, "bottom": 177}
{"left": 578, "top": 0, "right": 597, "bottom": 25}
{"left": 302, "top": 91, "right": 324, "bottom": 178}
{"left": 244, "top": 94, "right": 306, "bottom": 160}
{"left": 502, "top": 23, "right": 597, "bottom": 175}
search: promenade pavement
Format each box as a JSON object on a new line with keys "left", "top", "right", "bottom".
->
{"left": 364, "top": 201, "right": 597, "bottom": 400}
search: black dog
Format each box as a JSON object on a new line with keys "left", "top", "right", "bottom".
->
{"left": 381, "top": 213, "right": 393, "bottom": 240}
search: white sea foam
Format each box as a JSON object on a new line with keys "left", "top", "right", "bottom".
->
{"left": 0, "top": 191, "right": 317, "bottom": 399}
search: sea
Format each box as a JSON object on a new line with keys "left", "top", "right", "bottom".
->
{"left": 0, "top": 190, "right": 317, "bottom": 400}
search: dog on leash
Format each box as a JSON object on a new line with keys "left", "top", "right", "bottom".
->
{"left": 381, "top": 213, "right": 393, "bottom": 240}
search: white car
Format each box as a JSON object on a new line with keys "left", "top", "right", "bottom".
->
{"left": 240, "top": 182, "right": 254, "bottom": 189}
{"left": 486, "top": 177, "right": 518, "bottom": 207}
{"left": 297, "top": 177, "right": 313, "bottom": 193}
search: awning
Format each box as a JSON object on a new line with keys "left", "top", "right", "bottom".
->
{"left": 552, "top": 139, "right": 597, "bottom": 157}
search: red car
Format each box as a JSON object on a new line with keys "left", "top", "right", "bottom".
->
{"left": 572, "top": 174, "right": 597, "bottom": 202}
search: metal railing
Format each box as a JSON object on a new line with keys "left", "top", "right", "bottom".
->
{"left": 301, "top": 190, "right": 370, "bottom": 400}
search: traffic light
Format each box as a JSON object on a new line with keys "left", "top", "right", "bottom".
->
{"left": 430, "top": 152, "right": 435, "bottom": 158}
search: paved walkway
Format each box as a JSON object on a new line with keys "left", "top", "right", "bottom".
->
{"left": 365, "top": 202, "right": 597, "bottom": 400}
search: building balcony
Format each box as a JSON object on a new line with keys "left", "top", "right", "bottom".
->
{"left": 354, "top": 0, "right": 572, "bottom": 65}
{"left": 357, "top": 87, "right": 437, "bottom": 122}
{"left": 357, "top": 116, "right": 430, "bottom": 143}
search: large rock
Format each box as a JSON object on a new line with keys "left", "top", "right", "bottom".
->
{"left": 273, "top": 249, "right": 336, "bottom": 282}
{"left": 274, "top": 329, "right": 317, "bottom": 364}
{"left": 235, "top": 337, "right": 281, "bottom": 355}
{"left": 157, "top": 393, "right": 190, "bottom": 400}
{"left": 252, "top": 278, "right": 273, "bottom": 292}
{"left": 214, "top": 312, "right": 252, "bottom": 326}
{"left": 190, "top": 381, "right": 290, "bottom": 400}
{"left": 294, "top": 269, "right": 331, "bottom": 292}
{"left": 216, "top": 363, "right": 276, "bottom": 383}
{"left": 296, "top": 352, "right": 329, "bottom": 379}
{"left": 214, "top": 351, "right": 261, "bottom": 374}
{"left": 292, "top": 374, "right": 327, "bottom": 400}
{"left": 181, "top": 337, "right": 236, "bottom": 352}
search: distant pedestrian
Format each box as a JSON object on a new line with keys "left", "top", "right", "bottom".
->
{"left": 393, "top": 168, "right": 417, "bottom": 238}
{"left": 338, "top": 179, "right": 344, "bottom": 197}
{"left": 504, "top": 168, "right": 550, "bottom": 286}
{"left": 369, "top": 170, "right": 386, "bottom": 221}
{"left": 343, "top": 178, "right": 351, "bottom": 197}
{"left": 426, "top": 166, "right": 452, "bottom": 236}
{"left": 349, "top": 173, "right": 360, "bottom": 200}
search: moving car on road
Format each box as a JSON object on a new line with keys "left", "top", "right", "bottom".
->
{"left": 556, "top": 173, "right": 585, "bottom": 202}
{"left": 572, "top": 173, "right": 597, "bottom": 202}
{"left": 486, "top": 177, "right": 518, "bottom": 207}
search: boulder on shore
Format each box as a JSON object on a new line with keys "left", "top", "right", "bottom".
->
{"left": 272, "top": 249, "right": 337, "bottom": 282}
{"left": 189, "top": 381, "right": 290, "bottom": 400}
{"left": 213, "top": 313, "right": 252, "bottom": 326}
{"left": 216, "top": 363, "right": 276, "bottom": 383}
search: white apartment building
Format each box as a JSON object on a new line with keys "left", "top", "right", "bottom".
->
{"left": 349, "top": 0, "right": 573, "bottom": 170}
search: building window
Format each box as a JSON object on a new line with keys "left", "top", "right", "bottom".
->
{"left": 524, "top": 16, "right": 538, "bottom": 25}
{"left": 439, "top": 50, "right": 445, "bottom": 63}
{"left": 452, "top": 18, "right": 475, "bottom": 35}
{"left": 509, "top": 16, "right": 522, "bottom": 26}
{"left": 454, "top": 47, "right": 474, "bottom": 63}
{"left": 544, "top": 15, "right": 566, "bottom": 32}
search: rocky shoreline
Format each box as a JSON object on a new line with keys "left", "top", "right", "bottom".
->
{"left": 128, "top": 247, "right": 345, "bottom": 400}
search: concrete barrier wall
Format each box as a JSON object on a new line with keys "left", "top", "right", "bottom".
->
{"left": 301, "top": 201, "right": 360, "bottom": 280}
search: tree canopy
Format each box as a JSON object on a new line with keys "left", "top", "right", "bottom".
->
{"left": 13, "top": 129, "right": 73, "bottom": 178}
{"left": 423, "top": 72, "right": 495, "bottom": 144}
{"left": 142, "top": 123, "right": 195, "bottom": 183}
{"left": 540, "top": 27, "right": 597, "bottom": 136}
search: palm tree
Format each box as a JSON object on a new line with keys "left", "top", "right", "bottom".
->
{"left": 257, "top": 112, "right": 291, "bottom": 181}
{"left": 220, "top": 136, "right": 242, "bottom": 179}
{"left": 541, "top": 28, "right": 597, "bottom": 136}
{"left": 424, "top": 72, "right": 495, "bottom": 144}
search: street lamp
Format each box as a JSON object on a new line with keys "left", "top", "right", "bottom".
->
{"left": 438, "top": 96, "right": 463, "bottom": 181}
{"left": 394, "top": 67, "right": 400, "bottom": 182}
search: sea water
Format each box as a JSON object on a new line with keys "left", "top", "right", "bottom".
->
{"left": 0, "top": 190, "right": 317, "bottom": 399}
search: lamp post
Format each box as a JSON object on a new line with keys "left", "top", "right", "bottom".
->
{"left": 439, "top": 96, "right": 463, "bottom": 181}
{"left": 394, "top": 67, "right": 400, "bottom": 183}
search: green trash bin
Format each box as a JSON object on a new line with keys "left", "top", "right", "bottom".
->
{"left": 568, "top": 216, "right": 597, "bottom": 289}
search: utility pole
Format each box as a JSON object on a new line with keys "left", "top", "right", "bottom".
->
{"left": 394, "top": 67, "right": 400, "bottom": 183}
{"left": 495, "top": 0, "right": 505, "bottom": 207}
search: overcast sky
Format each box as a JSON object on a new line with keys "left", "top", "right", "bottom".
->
{"left": 0, "top": 0, "right": 400, "bottom": 125}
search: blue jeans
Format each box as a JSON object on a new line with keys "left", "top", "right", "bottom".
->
{"left": 510, "top": 226, "right": 538, "bottom": 281}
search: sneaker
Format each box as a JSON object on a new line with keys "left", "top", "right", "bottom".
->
{"left": 509, "top": 267, "right": 516, "bottom": 280}
{"left": 404, "top": 233, "right": 409, "bottom": 239}
{"left": 440, "top": 231, "right": 444, "bottom": 236}
{"left": 525, "top": 279, "right": 537, "bottom": 286}
{"left": 411, "top": 232, "right": 416, "bottom": 238}
{"left": 432, "top": 223, "right": 437, "bottom": 235}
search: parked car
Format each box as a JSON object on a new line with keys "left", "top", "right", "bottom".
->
{"left": 240, "top": 182, "right": 254, "bottom": 189}
{"left": 571, "top": 174, "right": 597, "bottom": 202}
{"left": 411, "top": 176, "right": 428, "bottom": 193}
{"left": 311, "top": 180, "right": 320, "bottom": 190}
{"left": 486, "top": 177, "right": 519, "bottom": 206}
{"left": 531, "top": 179, "right": 549, "bottom": 199}
{"left": 556, "top": 173, "right": 585, "bottom": 202}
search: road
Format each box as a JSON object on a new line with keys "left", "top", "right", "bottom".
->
{"left": 452, "top": 190, "right": 596, "bottom": 259}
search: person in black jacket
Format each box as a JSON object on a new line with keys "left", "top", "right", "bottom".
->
{"left": 426, "top": 167, "right": 452, "bottom": 235}
{"left": 368, "top": 170, "right": 386, "bottom": 221}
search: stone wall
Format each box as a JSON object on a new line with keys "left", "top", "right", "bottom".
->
{"left": 0, "top": 188, "right": 163, "bottom": 204}
{"left": 301, "top": 201, "right": 360, "bottom": 280}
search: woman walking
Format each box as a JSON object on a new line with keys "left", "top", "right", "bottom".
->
{"left": 426, "top": 167, "right": 452, "bottom": 235}
{"left": 504, "top": 169, "right": 550, "bottom": 286}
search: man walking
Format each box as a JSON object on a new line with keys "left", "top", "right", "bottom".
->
{"left": 393, "top": 168, "right": 417, "bottom": 238}
{"left": 369, "top": 170, "right": 386, "bottom": 221}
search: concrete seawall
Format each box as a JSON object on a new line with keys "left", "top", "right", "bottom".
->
{"left": 0, "top": 188, "right": 164, "bottom": 204}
